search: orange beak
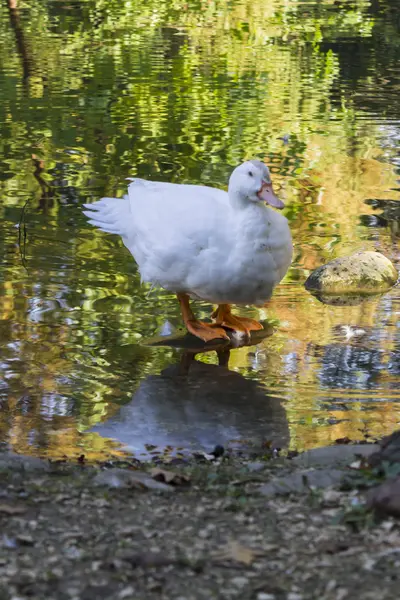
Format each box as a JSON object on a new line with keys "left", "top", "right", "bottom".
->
{"left": 257, "top": 182, "right": 284, "bottom": 209}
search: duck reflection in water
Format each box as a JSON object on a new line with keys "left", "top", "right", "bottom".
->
{"left": 91, "top": 325, "right": 289, "bottom": 456}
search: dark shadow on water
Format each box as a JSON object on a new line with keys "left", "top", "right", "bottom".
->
{"left": 91, "top": 325, "right": 289, "bottom": 456}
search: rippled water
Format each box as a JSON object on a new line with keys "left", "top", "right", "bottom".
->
{"left": 0, "top": 0, "right": 399, "bottom": 459}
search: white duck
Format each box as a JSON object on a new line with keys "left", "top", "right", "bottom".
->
{"left": 83, "top": 160, "right": 292, "bottom": 342}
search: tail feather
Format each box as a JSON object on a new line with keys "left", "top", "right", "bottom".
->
{"left": 82, "top": 196, "right": 130, "bottom": 235}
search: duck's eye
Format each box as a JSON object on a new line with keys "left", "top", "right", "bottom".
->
{"left": 248, "top": 171, "right": 253, "bottom": 177}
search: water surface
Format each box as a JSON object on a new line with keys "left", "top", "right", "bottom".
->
{"left": 0, "top": 0, "right": 399, "bottom": 459}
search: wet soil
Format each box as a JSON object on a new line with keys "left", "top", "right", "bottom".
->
{"left": 1, "top": 446, "right": 400, "bottom": 600}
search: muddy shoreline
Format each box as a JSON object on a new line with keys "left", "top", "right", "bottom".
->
{"left": 1, "top": 441, "right": 400, "bottom": 600}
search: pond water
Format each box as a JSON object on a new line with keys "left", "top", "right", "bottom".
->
{"left": 0, "top": 0, "right": 399, "bottom": 460}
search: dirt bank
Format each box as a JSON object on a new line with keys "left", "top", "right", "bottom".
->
{"left": 1, "top": 444, "right": 399, "bottom": 600}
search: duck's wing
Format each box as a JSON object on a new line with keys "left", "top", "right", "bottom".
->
{"left": 127, "top": 179, "right": 228, "bottom": 233}
{"left": 128, "top": 179, "right": 228, "bottom": 207}
{"left": 83, "top": 179, "right": 229, "bottom": 291}
{"left": 125, "top": 180, "right": 229, "bottom": 289}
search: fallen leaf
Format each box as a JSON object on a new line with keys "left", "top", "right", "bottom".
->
{"left": 150, "top": 468, "right": 190, "bottom": 486}
{"left": 213, "top": 540, "right": 266, "bottom": 566}
{"left": 192, "top": 451, "right": 216, "bottom": 462}
{"left": 16, "top": 534, "right": 35, "bottom": 546}
{"left": 261, "top": 440, "right": 273, "bottom": 449}
{"left": 94, "top": 469, "right": 175, "bottom": 492}
{"left": 118, "top": 552, "right": 204, "bottom": 572}
{"left": 0, "top": 504, "right": 27, "bottom": 515}
{"left": 287, "top": 450, "right": 299, "bottom": 459}
{"left": 318, "top": 540, "right": 350, "bottom": 554}
{"left": 335, "top": 437, "right": 352, "bottom": 445}
{"left": 230, "top": 476, "right": 264, "bottom": 486}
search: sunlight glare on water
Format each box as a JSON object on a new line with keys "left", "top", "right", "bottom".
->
{"left": 0, "top": 0, "right": 399, "bottom": 459}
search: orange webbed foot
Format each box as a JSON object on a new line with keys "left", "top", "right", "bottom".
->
{"left": 211, "top": 304, "right": 263, "bottom": 337}
{"left": 186, "top": 319, "right": 230, "bottom": 342}
{"left": 229, "top": 316, "right": 264, "bottom": 332}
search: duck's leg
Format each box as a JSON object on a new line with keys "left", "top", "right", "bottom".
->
{"left": 211, "top": 304, "right": 263, "bottom": 336}
{"left": 177, "top": 293, "right": 229, "bottom": 342}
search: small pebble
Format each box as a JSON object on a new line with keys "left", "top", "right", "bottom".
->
{"left": 16, "top": 534, "right": 35, "bottom": 546}
{"left": 64, "top": 546, "right": 83, "bottom": 559}
{"left": 231, "top": 576, "right": 249, "bottom": 588}
{"left": 321, "top": 490, "right": 342, "bottom": 507}
{"left": 247, "top": 462, "right": 264, "bottom": 473}
{"left": 118, "top": 587, "right": 136, "bottom": 599}
{"left": 47, "top": 567, "right": 63, "bottom": 578}
{"left": 257, "top": 594, "right": 276, "bottom": 600}
{"left": 325, "top": 580, "right": 337, "bottom": 593}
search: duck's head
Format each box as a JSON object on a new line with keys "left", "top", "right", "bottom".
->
{"left": 228, "top": 160, "right": 284, "bottom": 209}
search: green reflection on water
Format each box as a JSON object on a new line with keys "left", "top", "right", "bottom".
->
{"left": 0, "top": 0, "right": 399, "bottom": 458}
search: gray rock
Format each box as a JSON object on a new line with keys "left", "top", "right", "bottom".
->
{"left": 93, "top": 469, "right": 174, "bottom": 492}
{"left": 293, "top": 444, "right": 376, "bottom": 468}
{"left": 258, "top": 469, "right": 346, "bottom": 496}
{"left": 366, "top": 476, "right": 400, "bottom": 517}
{"left": 368, "top": 430, "right": 400, "bottom": 467}
{"left": 0, "top": 452, "right": 50, "bottom": 472}
{"left": 305, "top": 251, "right": 398, "bottom": 294}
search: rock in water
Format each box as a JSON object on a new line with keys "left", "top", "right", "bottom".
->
{"left": 305, "top": 251, "right": 398, "bottom": 294}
